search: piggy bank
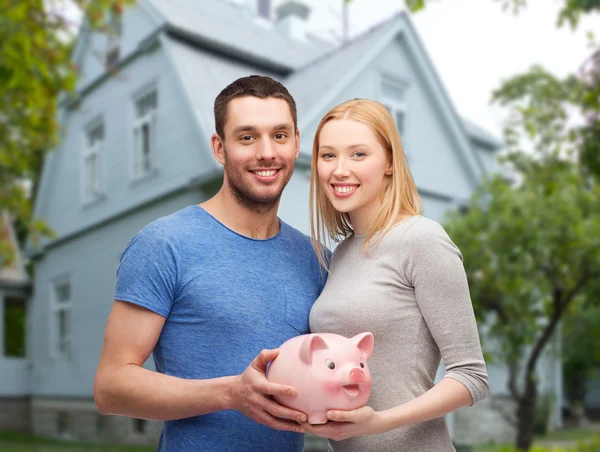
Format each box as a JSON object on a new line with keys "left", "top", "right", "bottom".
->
{"left": 267, "top": 332, "right": 374, "bottom": 424}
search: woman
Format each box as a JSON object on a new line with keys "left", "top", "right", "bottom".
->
{"left": 304, "top": 99, "right": 489, "bottom": 451}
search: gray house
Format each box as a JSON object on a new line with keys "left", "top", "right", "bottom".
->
{"left": 0, "top": 0, "right": 562, "bottom": 447}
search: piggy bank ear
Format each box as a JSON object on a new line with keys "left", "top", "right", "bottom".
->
{"left": 352, "top": 332, "right": 374, "bottom": 359}
{"left": 299, "top": 334, "right": 328, "bottom": 365}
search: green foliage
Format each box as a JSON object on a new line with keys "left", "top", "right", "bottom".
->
{"left": 445, "top": 154, "right": 600, "bottom": 366}
{"left": 0, "top": 0, "right": 133, "bottom": 264}
{"left": 395, "top": 0, "right": 600, "bottom": 26}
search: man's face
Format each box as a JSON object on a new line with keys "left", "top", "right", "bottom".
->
{"left": 215, "top": 96, "right": 300, "bottom": 211}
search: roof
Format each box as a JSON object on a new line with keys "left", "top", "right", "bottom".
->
{"left": 286, "top": 13, "right": 401, "bottom": 126}
{"left": 145, "top": 0, "right": 327, "bottom": 72}
{"left": 461, "top": 116, "right": 504, "bottom": 149}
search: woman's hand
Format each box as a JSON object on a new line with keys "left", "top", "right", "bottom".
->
{"left": 300, "top": 406, "right": 389, "bottom": 441}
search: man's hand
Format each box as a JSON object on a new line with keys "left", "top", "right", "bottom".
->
{"left": 230, "top": 349, "right": 307, "bottom": 433}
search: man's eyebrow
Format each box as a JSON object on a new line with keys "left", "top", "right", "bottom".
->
{"left": 231, "top": 125, "right": 258, "bottom": 135}
{"left": 272, "top": 123, "right": 294, "bottom": 131}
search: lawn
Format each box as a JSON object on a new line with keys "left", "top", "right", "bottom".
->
{"left": 0, "top": 431, "right": 154, "bottom": 452}
{"left": 1, "top": 426, "right": 599, "bottom": 452}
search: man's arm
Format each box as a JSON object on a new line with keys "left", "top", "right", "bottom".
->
{"left": 93, "top": 300, "right": 307, "bottom": 431}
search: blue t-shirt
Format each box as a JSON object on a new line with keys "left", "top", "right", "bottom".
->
{"left": 114, "top": 205, "right": 327, "bottom": 452}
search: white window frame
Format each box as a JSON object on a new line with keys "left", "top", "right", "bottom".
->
{"left": 50, "top": 278, "right": 72, "bottom": 360}
{"left": 130, "top": 85, "right": 158, "bottom": 181}
{"left": 82, "top": 120, "right": 104, "bottom": 204}
{"left": 380, "top": 76, "right": 409, "bottom": 158}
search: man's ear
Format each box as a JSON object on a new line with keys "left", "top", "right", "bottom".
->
{"left": 294, "top": 128, "right": 300, "bottom": 159}
{"left": 211, "top": 133, "right": 225, "bottom": 166}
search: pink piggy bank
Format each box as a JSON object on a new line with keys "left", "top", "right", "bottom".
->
{"left": 267, "top": 332, "right": 374, "bottom": 424}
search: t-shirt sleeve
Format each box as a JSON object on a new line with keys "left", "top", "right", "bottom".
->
{"left": 114, "top": 223, "right": 179, "bottom": 318}
{"left": 402, "top": 219, "right": 489, "bottom": 405}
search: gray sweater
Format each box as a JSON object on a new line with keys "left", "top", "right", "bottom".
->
{"left": 309, "top": 216, "right": 489, "bottom": 452}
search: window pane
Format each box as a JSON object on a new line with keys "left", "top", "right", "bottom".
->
{"left": 133, "top": 418, "right": 147, "bottom": 434}
{"left": 88, "top": 124, "right": 104, "bottom": 146}
{"left": 85, "top": 155, "right": 96, "bottom": 197}
{"left": 136, "top": 91, "right": 157, "bottom": 118}
{"left": 142, "top": 123, "right": 151, "bottom": 172}
{"left": 4, "top": 297, "right": 26, "bottom": 357}
{"left": 382, "top": 79, "right": 405, "bottom": 102}
{"left": 55, "top": 282, "right": 71, "bottom": 303}
{"left": 57, "top": 412, "right": 70, "bottom": 435}
{"left": 58, "top": 310, "right": 70, "bottom": 339}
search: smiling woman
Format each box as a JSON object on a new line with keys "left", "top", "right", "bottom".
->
{"left": 306, "top": 99, "right": 489, "bottom": 452}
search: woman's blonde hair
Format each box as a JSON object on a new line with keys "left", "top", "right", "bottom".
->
{"left": 310, "top": 98, "right": 421, "bottom": 269}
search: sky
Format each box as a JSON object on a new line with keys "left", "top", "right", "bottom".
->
{"left": 273, "top": 0, "right": 600, "bottom": 139}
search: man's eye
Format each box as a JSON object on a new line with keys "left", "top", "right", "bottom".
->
{"left": 274, "top": 133, "right": 286, "bottom": 139}
{"left": 240, "top": 136, "right": 253, "bottom": 141}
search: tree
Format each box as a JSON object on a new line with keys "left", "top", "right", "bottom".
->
{"left": 0, "top": 0, "right": 132, "bottom": 267}
{"left": 562, "top": 302, "right": 600, "bottom": 427}
{"left": 444, "top": 152, "right": 600, "bottom": 450}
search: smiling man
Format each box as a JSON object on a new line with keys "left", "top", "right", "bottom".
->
{"left": 94, "top": 76, "right": 327, "bottom": 452}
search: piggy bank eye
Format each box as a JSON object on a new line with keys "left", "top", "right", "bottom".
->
{"left": 325, "top": 359, "right": 336, "bottom": 370}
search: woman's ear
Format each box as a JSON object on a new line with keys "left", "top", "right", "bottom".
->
{"left": 385, "top": 161, "right": 393, "bottom": 176}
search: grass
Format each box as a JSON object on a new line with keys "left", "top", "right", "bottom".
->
{"left": 469, "top": 425, "right": 600, "bottom": 451}
{"left": 0, "top": 431, "right": 154, "bottom": 452}
{"left": 2, "top": 425, "right": 600, "bottom": 452}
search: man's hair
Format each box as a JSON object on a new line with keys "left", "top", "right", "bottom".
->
{"left": 214, "top": 75, "right": 297, "bottom": 138}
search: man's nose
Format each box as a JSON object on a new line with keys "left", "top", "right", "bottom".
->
{"left": 256, "top": 138, "right": 276, "bottom": 160}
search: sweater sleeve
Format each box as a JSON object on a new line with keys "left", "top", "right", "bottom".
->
{"left": 402, "top": 219, "right": 489, "bottom": 405}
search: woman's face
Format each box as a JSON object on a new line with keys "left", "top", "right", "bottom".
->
{"left": 316, "top": 119, "right": 392, "bottom": 232}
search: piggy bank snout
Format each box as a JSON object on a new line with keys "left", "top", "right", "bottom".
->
{"left": 348, "top": 367, "right": 366, "bottom": 383}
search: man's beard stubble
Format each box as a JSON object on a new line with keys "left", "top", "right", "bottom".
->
{"left": 223, "top": 148, "right": 293, "bottom": 214}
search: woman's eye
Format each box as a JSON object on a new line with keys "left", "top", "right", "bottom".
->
{"left": 353, "top": 152, "right": 366, "bottom": 158}
{"left": 321, "top": 153, "right": 334, "bottom": 159}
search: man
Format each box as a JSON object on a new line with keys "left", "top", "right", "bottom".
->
{"left": 94, "top": 75, "right": 327, "bottom": 451}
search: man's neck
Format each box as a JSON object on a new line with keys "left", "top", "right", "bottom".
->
{"left": 199, "top": 189, "right": 281, "bottom": 240}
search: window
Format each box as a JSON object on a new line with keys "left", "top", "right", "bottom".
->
{"left": 132, "top": 88, "right": 158, "bottom": 180}
{"left": 105, "top": 12, "right": 122, "bottom": 69}
{"left": 132, "top": 418, "right": 147, "bottom": 434}
{"left": 381, "top": 77, "right": 408, "bottom": 148}
{"left": 57, "top": 412, "right": 71, "bottom": 437}
{"left": 83, "top": 122, "right": 104, "bottom": 202}
{"left": 51, "top": 280, "right": 72, "bottom": 359}
{"left": 3, "top": 296, "right": 27, "bottom": 357}
{"left": 96, "top": 414, "right": 106, "bottom": 434}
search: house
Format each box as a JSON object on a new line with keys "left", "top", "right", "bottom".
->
{"left": 0, "top": 0, "right": 562, "bottom": 447}
{"left": 0, "top": 210, "right": 31, "bottom": 433}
